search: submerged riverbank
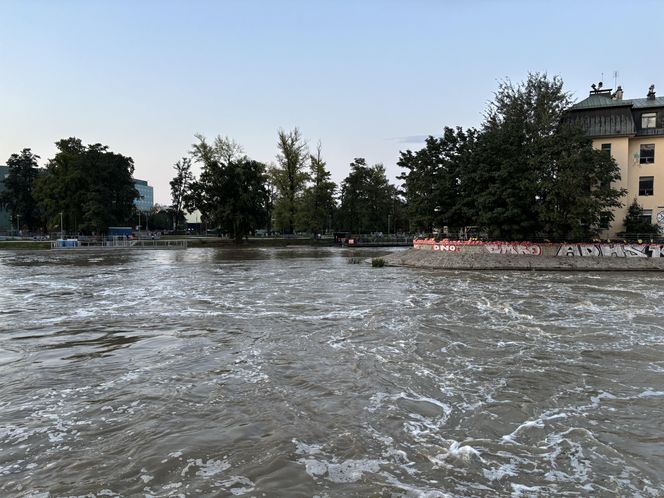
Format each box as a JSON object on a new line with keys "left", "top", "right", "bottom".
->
{"left": 383, "top": 245, "right": 664, "bottom": 271}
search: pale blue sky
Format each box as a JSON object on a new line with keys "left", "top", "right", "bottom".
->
{"left": 2, "top": 0, "right": 663, "bottom": 204}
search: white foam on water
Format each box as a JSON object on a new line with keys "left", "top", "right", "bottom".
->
{"left": 380, "top": 471, "right": 453, "bottom": 498}
{"left": 195, "top": 458, "right": 231, "bottom": 477}
{"left": 639, "top": 389, "right": 664, "bottom": 397}
{"left": 502, "top": 412, "right": 568, "bottom": 444}
{"left": 589, "top": 391, "right": 617, "bottom": 407}
{"left": 427, "top": 440, "right": 483, "bottom": 469}
{"left": 140, "top": 468, "right": 154, "bottom": 483}
{"left": 293, "top": 439, "right": 323, "bottom": 455}
{"left": 483, "top": 463, "right": 518, "bottom": 481}
{"left": 301, "top": 458, "right": 383, "bottom": 483}
{"left": 447, "top": 440, "right": 482, "bottom": 461}
{"left": 216, "top": 476, "right": 255, "bottom": 495}
{"left": 510, "top": 483, "right": 547, "bottom": 497}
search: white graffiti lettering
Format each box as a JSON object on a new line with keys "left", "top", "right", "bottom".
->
{"left": 557, "top": 245, "right": 581, "bottom": 257}
{"left": 437, "top": 244, "right": 458, "bottom": 252}
{"left": 486, "top": 244, "right": 541, "bottom": 255}
{"left": 556, "top": 244, "right": 662, "bottom": 258}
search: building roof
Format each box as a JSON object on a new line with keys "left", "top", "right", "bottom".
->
{"left": 630, "top": 96, "right": 664, "bottom": 109}
{"left": 570, "top": 92, "right": 664, "bottom": 111}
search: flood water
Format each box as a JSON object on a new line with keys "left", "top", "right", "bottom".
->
{"left": 1, "top": 246, "right": 663, "bottom": 497}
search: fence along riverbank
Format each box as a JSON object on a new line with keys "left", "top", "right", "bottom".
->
{"left": 51, "top": 238, "right": 187, "bottom": 250}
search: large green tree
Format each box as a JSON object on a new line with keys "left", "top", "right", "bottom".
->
{"left": 471, "top": 73, "right": 625, "bottom": 240}
{"left": 466, "top": 74, "right": 568, "bottom": 239}
{"left": 169, "top": 157, "right": 194, "bottom": 230}
{"left": 398, "top": 127, "right": 477, "bottom": 233}
{"left": 34, "top": 138, "right": 138, "bottom": 234}
{"left": 0, "top": 148, "right": 42, "bottom": 231}
{"left": 272, "top": 128, "right": 309, "bottom": 234}
{"left": 400, "top": 74, "right": 625, "bottom": 241}
{"left": 537, "top": 125, "right": 625, "bottom": 240}
{"left": 190, "top": 135, "right": 269, "bottom": 242}
{"left": 338, "top": 158, "right": 397, "bottom": 234}
{"left": 299, "top": 143, "right": 337, "bottom": 236}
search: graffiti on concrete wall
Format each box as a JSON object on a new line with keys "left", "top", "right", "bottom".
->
{"left": 485, "top": 244, "right": 542, "bottom": 255}
{"left": 556, "top": 244, "right": 664, "bottom": 258}
{"left": 413, "top": 240, "right": 664, "bottom": 258}
{"left": 413, "top": 241, "right": 463, "bottom": 252}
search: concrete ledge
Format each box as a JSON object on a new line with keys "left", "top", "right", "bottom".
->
{"left": 383, "top": 249, "right": 664, "bottom": 271}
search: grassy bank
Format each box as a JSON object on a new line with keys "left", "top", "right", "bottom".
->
{"left": 0, "top": 241, "right": 51, "bottom": 250}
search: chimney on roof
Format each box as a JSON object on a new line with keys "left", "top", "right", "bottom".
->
{"left": 647, "top": 84, "right": 656, "bottom": 100}
{"left": 612, "top": 86, "right": 623, "bottom": 100}
{"left": 590, "top": 81, "right": 612, "bottom": 97}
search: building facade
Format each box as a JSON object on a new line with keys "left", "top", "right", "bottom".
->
{"left": 567, "top": 84, "right": 664, "bottom": 237}
{"left": 133, "top": 179, "right": 154, "bottom": 212}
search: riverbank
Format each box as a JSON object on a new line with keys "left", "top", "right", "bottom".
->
{"left": 0, "top": 237, "right": 338, "bottom": 251}
{"left": 383, "top": 247, "right": 664, "bottom": 271}
{"left": 0, "top": 240, "right": 51, "bottom": 250}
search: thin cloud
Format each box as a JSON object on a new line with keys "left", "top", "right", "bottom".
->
{"left": 388, "top": 135, "right": 430, "bottom": 144}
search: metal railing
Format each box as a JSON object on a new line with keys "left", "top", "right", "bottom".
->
{"left": 51, "top": 239, "right": 187, "bottom": 250}
{"left": 636, "top": 128, "right": 664, "bottom": 136}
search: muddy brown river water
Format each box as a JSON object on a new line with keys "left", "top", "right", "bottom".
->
{"left": 0, "top": 247, "right": 663, "bottom": 497}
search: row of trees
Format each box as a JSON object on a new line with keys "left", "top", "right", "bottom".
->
{"left": 399, "top": 73, "right": 637, "bottom": 241}
{"left": 169, "top": 129, "right": 404, "bottom": 242}
{"left": 3, "top": 74, "right": 659, "bottom": 240}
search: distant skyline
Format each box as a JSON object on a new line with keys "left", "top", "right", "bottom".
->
{"left": 2, "top": 0, "right": 663, "bottom": 204}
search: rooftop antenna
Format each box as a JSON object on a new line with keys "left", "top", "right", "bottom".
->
{"left": 613, "top": 70, "right": 619, "bottom": 88}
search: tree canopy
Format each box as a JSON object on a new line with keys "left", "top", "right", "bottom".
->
{"left": 338, "top": 158, "right": 397, "bottom": 234}
{"left": 169, "top": 157, "right": 194, "bottom": 230}
{"left": 398, "top": 127, "right": 476, "bottom": 233}
{"left": 399, "top": 73, "right": 626, "bottom": 240}
{"left": 34, "top": 138, "right": 138, "bottom": 234}
{"left": 189, "top": 135, "right": 269, "bottom": 242}
{"left": 299, "top": 143, "right": 337, "bottom": 236}
{"left": 272, "top": 128, "right": 309, "bottom": 234}
{"left": 0, "top": 148, "right": 42, "bottom": 231}
{"left": 623, "top": 200, "right": 661, "bottom": 235}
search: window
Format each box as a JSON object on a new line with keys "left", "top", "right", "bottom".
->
{"left": 640, "top": 144, "right": 655, "bottom": 164}
{"left": 601, "top": 143, "right": 611, "bottom": 155}
{"left": 642, "top": 112, "right": 657, "bottom": 129}
{"left": 640, "top": 209, "right": 653, "bottom": 225}
{"left": 639, "top": 176, "right": 654, "bottom": 196}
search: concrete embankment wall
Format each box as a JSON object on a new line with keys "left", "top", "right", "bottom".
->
{"left": 383, "top": 242, "right": 664, "bottom": 271}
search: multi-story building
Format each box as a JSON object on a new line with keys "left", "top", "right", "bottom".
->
{"left": 567, "top": 83, "right": 664, "bottom": 237}
{"left": 133, "top": 179, "right": 154, "bottom": 212}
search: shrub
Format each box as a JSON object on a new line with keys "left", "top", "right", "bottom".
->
{"left": 372, "top": 257, "right": 385, "bottom": 268}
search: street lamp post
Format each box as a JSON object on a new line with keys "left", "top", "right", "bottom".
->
{"left": 60, "top": 212, "right": 64, "bottom": 240}
{"left": 16, "top": 214, "right": 20, "bottom": 236}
